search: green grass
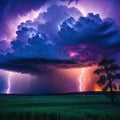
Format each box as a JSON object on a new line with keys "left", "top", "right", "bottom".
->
{"left": 0, "top": 94, "right": 120, "bottom": 120}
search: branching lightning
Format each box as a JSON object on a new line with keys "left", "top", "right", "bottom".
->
{"left": 6, "top": 72, "right": 13, "bottom": 94}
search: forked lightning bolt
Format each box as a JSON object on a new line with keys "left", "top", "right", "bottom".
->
{"left": 6, "top": 72, "right": 13, "bottom": 94}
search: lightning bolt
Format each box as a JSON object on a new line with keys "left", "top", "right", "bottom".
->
{"left": 77, "top": 68, "right": 86, "bottom": 92}
{"left": 6, "top": 72, "right": 13, "bottom": 94}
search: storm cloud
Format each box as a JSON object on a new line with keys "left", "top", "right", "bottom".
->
{"left": 0, "top": 2, "right": 120, "bottom": 75}
{"left": 0, "top": 0, "right": 77, "bottom": 40}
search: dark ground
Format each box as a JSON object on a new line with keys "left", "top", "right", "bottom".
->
{"left": 0, "top": 92, "right": 120, "bottom": 120}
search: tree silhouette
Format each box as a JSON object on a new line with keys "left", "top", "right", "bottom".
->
{"left": 94, "top": 58, "right": 120, "bottom": 104}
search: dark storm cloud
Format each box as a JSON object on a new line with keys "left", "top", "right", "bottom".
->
{"left": 59, "top": 13, "right": 120, "bottom": 52}
{"left": 0, "top": 3, "right": 120, "bottom": 74}
{"left": 37, "top": 4, "right": 82, "bottom": 36}
{"left": 0, "top": 56, "right": 77, "bottom": 74}
{"left": 15, "top": 4, "right": 82, "bottom": 43}
{"left": 0, "top": 0, "right": 76, "bottom": 39}
{"left": 0, "top": 4, "right": 85, "bottom": 74}
{"left": 9, "top": 4, "right": 82, "bottom": 60}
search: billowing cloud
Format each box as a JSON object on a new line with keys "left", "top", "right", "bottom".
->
{"left": 16, "top": 4, "right": 82, "bottom": 42}
{"left": 59, "top": 13, "right": 120, "bottom": 62}
{"left": 59, "top": 13, "right": 120, "bottom": 48}
{"left": 0, "top": 0, "right": 79, "bottom": 40}
{"left": 0, "top": 4, "right": 120, "bottom": 75}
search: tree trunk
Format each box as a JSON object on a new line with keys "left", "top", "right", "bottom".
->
{"left": 109, "top": 79, "right": 115, "bottom": 104}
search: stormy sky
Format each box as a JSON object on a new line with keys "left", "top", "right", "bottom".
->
{"left": 0, "top": 0, "right": 120, "bottom": 94}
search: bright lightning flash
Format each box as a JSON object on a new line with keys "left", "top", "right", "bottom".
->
{"left": 6, "top": 72, "right": 13, "bottom": 94}
{"left": 69, "top": 51, "right": 78, "bottom": 58}
{"left": 77, "top": 68, "right": 86, "bottom": 92}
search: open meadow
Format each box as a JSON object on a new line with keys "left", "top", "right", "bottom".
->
{"left": 0, "top": 93, "right": 120, "bottom": 120}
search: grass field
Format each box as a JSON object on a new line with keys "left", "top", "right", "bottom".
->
{"left": 0, "top": 94, "right": 120, "bottom": 120}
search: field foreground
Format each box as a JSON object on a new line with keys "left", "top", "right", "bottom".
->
{"left": 0, "top": 94, "right": 120, "bottom": 120}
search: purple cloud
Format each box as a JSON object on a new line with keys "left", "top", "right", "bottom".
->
{"left": 0, "top": 4, "right": 120, "bottom": 75}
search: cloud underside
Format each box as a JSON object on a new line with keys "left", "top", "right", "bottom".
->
{"left": 0, "top": 57, "right": 96, "bottom": 74}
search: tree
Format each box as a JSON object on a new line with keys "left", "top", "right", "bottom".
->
{"left": 94, "top": 58, "right": 120, "bottom": 104}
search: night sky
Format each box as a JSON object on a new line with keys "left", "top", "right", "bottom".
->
{"left": 0, "top": 0, "right": 120, "bottom": 94}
